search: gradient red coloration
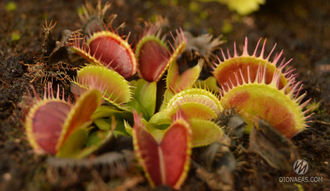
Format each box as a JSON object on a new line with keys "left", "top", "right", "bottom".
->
{"left": 160, "top": 123, "right": 189, "bottom": 186}
{"left": 254, "top": 93, "right": 297, "bottom": 137}
{"left": 32, "top": 101, "right": 72, "bottom": 154}
{"left": 220, "top": 63, "right": 311, "bottom": 138}
{"left": 173, "top": 65, "right": 202, "bottom": 93}
{"left": 134, "top": 120, "right": 162, "bottom": 185}
{"left": 89, "top": 36, "right": 135, "bottom": 78}
{"left": 133, "top": 110, "right": 191, "bottom": 189}
{"left": 228, "top": 90, "right": 250, "bottom": 107}
{"left": 138, "top": 40, "right": 170, "bottom": 81}
{"left": 216, "top": 62, "right": 286, "bottom": 91}
{"left": 213, "top": 38, "right": 294, "bottom": 92}
{"left": 223, "top": 86, "right": 300, "bottom": 137}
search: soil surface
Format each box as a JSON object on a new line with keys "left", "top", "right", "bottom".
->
{"left": 0, "top": 0, "right": 329, "bottom": 190}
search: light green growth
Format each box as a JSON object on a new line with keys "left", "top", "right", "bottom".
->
{"left": 166, "top": 87, "right": 222, "bottom": 120}
{"left": 94, "top": 118, "right": 111, "bottom": 131}
{"left": 189, "top": 2, "right": 200, "bottom": 12}
{"left": 170, "top": 0, "right": 178, "bottom": 6}
{"left": 76, "top": 7, "right": 84, "bottom": 15}
{"left": 126, "top": 79, "right": 157, "bottom": 120}
{"left": 194, "top": 17, "right": 201, "bottom": 25}
{"left": 91, "top": 106, "right": 128, "bottom": 120}
{"left": 145, "top": 121, "right": 168, "bottom": 144}
{"left": 73, "top": 129, "right": 114, "bottom": 158}
{"left": 190, "top": 118, "right": 223, "bottom": 147}
{"left": 194, "top": 76, "right": 220, "bottom": 93}
{"left": 222, "top": 20, "right": 233, "bottom": 34}
{"left": 149, "top": 14, "right": 158, "bottom": 23}
{"left": 207, "top": 28, "right": 214, "bottom": 34}
{"left": 144, "top": 1, "right": 153, "bottom": 9}
{"left": 107, "top": 114, "right": 130, "bottom": 136}
{"left": 160, "top": 89, "right": 175, "bottom": 111}
{"left": 85, "top": 130, "right": 110, "bottom": 148}
{"left": 6, "top": 2, "right": 17, "bottom": 12}
{"left": 200, "top": 11, "right": 208, "bottom": 20}
{"left": 91, "top": 105, "right": 132, "bottom": 136}
{"left": 184, "top": 22, "right": 191, "bottom": 29}
{"left": 166, "top": 59, "right": 203, "bottom": 94}
{"left": 11, "top": 31, "right": 21, "bottom": 41}
{"left": 124, "top": 120, "right": 133, "bottom": 136}
{"left": 294, "top": 183, "right": 304, "bottom": 191}
{"left": 305, "top": 100, "right": 321, "bottom": 114}
{"left": 160, "top": 0, "right": 167, "bottom": 6}
{"left": 197, "top": 0, "right": 265, "bottom": 15}
{"left": 72, "top": 65, "right": 131, "bottom": 111}
{"left": 56, "top": 128, "right": 88, "bottom": 158}
{"left": 148, "top": 110, "right": 172, "bottom": 127}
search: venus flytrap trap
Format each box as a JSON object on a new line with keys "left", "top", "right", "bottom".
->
{"left": 212, "top": 37, "right": 295, "bottom": 92}
{"left": 189, "top": 118, "right": 224, "bottom": 147}
{"left": 21, "top": 83, "right": 102, "bottom": 158}
{"left": 166, "top": 87, "right": 222, "bottom": 119}
{"left": 163, "top": 87, "right": 224, "bottom": 147}
{"left": 164, "top": 30, "right": 202, "bottom": 94}
{"left": 219, "top": 67, "right": 312, "bottom": 138}
{"left": 156, "top": 30, "right": 203, "bottom": 112}
{"left": 70, "top": 64, "right": 132, "bottom": 111}
{"left": 161, "top": 58, "right": 203, "bottom": 111}
{"left": 135, "top": 26, "right": 170, "bottom": 82}
{"left": 166, "top": 58, "right": 203, "bottom": 95}
{"left": 70, "top": 26, "right": 137, "bottom": 79}
{"left": 213, "top": 38, "right": 312, "bottom": 138}
{"left": 132, "top": 109, "right": 192, "bottom": 189}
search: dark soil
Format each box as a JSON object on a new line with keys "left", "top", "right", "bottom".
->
{"left": 0, "top": 0, "right": 329, "bottom": 190}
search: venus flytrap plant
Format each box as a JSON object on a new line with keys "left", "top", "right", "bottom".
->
{"left": 160, "top": 59, "right": 204, "bottom": 111}
{"left": 132, "top": 109, "right": 192, "bottom": 189}
{"left": 93, "top": 111, "right": 132, "bottom": 136}
{"left": 166, "top": 59, "right": 204, "bottom": 94}
{"left": 163, "top": 87, "right": 224, "bottom": 147}
{"left": 135, "top": 26, "right": 170, "bottom": 82}
{"left": 212, "top": 38, "right": 312, "bottom": 138}
{"left": 131, "top": 26, "right": 200, "bottom": 121}
{"left": 134, "top": 27, "right": 203, "bottom": 113}
{"left": 219, "top": 65, "right": 312, "bottom": 138}
{"left": 189, "top": 118, "right": 224, "bottom": 147}
{"left": 194, "top": 76, "right": 221, "bottom": 93}
{"left": 71, "top": 64, "right": 132, "bottom": 111}
{"left": 70, "top": 26, "right": 137, "bottom": 79}
{"left": 21, "top": 83, "right": 102, "bottom": 157}
{"left": 164, "top": 31, "right": 202, "bottom": 93}
{"left": 126, "top": 79, "right": 157, "bottom": 121}
{"left": 24, "top": 2, "right": 316, "bottom": 187}
{"left": 212, "top": 37, "right": 295, "bottom": 92}
{"left": 166, "top": 87, "right": 222, "bottom": 119}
